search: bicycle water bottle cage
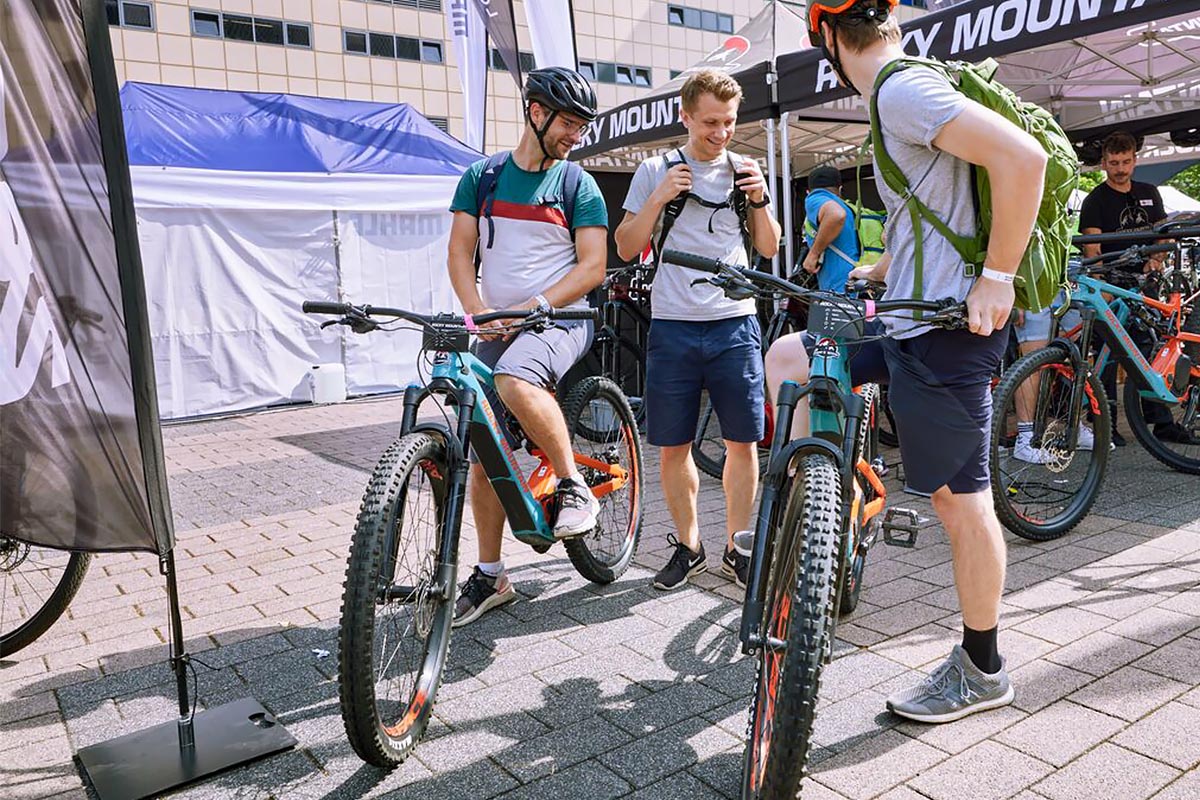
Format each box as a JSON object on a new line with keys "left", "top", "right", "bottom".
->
{"left": 423, "top": 317, "right": 470, "bottom": 352}
{"left": 809, "top": 299, "right": 866, "bottom": 339}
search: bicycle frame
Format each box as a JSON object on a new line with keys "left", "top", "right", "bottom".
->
{"left": 1055, "top": 274, "right": 1200, "bottom": 405}
{"left": 397, "top": 348, "right": 631, "bottom": 554}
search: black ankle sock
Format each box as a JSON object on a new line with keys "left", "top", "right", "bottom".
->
{"left": 961, "top": 625, "right": 1001, "bottom": 674}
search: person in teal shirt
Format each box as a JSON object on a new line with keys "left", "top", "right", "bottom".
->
{"left": 802, "top": 166, "right": 860, "bottom": 292}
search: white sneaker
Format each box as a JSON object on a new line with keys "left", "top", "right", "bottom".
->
{"left": 553, "top": 477, "right": 600, "bottom": 538}
{"left": 1013, "top": 432, "right": 1052, "bottom": 464}
{"left": 1076, "top": 425, "right": 1095, "bottom": 451}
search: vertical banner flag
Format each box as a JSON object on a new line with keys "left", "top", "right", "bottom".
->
{"left": 527, "top": 0, "right": 578, "bottom": 69}
{"left": 470, "top": 0, "right": 523, "bottom": 89}
{"left": 447, "top": 0, "right": 488, "bottom": 150}
{"left": 1, "top": 0, "right": 169, "bottom": 554}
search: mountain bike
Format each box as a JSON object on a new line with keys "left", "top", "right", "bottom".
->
{"left": 659, "top": 251, "right": 966, "bottom": 800}
{"left": 991, "top": 229, "right": 1200, "bottom": 541}
{"left": 302, "top": 301, "right": 643, "bottom": 768}
{"left": 692, "top": 280, "right": 899, "bottom": 479}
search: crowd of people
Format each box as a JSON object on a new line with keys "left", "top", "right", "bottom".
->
{"left": 440, "top": 0, "right": 1188, "bottom": 727}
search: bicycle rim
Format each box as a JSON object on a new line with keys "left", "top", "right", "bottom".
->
{"left": 991, "top": 347, "right": 1110, "bottom": 540}
{"left": 1124, "top": 378, "right": 1200, "bottom": 474}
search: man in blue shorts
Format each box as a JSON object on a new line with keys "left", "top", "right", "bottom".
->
{"left": 614, "top": 68, "right": 781, "bottom": 591}
{"left": 446, "top": 68, "right": 608, "bottom": 626}
{"left": 772, "top": 0, "right": 1050, "bottom": 723}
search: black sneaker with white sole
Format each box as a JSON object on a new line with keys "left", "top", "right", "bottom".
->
{"left": 721, "top": 545, "right": 749, "bottom": 589}
{"left": 453, "top": 566, "right": 515, "bottom": 627}
{"left": 652, "top": 535, "right": 706, "bottom": 590}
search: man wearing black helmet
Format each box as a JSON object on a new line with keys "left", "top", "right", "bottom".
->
{"left": 804, "top": 0, "right": 1048, "bottom": 723}
{"left": 446, "top": 67, "right": 609, "bottom": 626}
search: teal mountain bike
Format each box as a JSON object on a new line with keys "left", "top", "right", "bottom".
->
{"left": 660, "top": 251, "right": 967, "bottom": 800}
{"left": 991, "top": 228, "right": 1200, "bottom": 540}
{"left": 303, "top": 301, "right": 643, "bottom": 768}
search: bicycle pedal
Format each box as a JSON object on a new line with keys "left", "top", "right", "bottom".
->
{"left": 881, "top": 507, "right": 929, "bottom": 549}
{"left": 870, "top": 455, "right": 889, "bottom": 479}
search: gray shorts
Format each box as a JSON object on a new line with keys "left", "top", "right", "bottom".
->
{"left": 1013, "top": 290, "right": 1081, "bottom": 344}
{"left": 469, "top": 319, "right": 593, "bottom": 459}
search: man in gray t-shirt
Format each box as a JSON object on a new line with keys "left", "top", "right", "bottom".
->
{"left": 614, "top": 68, "right": 781, "bottom": 594}
{"left": 801, "top": 0, "right": 1048, "bottom": 726}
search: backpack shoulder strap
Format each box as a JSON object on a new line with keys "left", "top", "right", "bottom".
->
{"left": 655, "top": 149, "right": 688, "bottom": 265}
{"left": 476, "top": 151, "right": 510, "bottom": 250}
{"left": 560, "top": 161, "right": 584, "bottom": 240}
{"left": 729, "top": 152, "right": 752, "bottom": 261}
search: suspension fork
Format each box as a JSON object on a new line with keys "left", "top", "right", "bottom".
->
{"left": 739, "top": 380, "right": 801, "bottom": 655}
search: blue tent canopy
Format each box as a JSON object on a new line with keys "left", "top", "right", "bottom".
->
{"left": 120, "top": 83, "right": 480, "bottom": 175}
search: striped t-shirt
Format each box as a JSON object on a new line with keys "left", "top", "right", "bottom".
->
{"left": 450, "top": 156, "right": 607, "bottom": 310}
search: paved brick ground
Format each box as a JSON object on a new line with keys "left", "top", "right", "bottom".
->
{"left": 3, "top": 395, "right": 1200, "bottom": 799}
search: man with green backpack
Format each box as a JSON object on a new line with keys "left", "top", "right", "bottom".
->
{"left": 780, "top": 0, "right": 1074, "bottom": 724}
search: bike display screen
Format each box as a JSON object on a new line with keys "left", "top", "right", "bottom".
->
{"left": 808, "top": 299, "right": 866, "bottom": 341}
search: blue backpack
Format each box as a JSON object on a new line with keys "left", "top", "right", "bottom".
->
{"left": 474, "top": 151, "right": 585, "bottom": 250}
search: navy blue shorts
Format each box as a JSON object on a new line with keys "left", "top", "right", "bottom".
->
{"left": 806, "top": 327, "right": 1008, "bottom": 495}
{"left": 645, "top": 316, "right": 766, "bottom": 447}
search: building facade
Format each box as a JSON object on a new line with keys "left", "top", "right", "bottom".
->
{"left": 106, "top": 0, "right": 770, "bottom": 153}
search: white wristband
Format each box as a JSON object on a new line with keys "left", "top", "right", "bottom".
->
{"left": 980, "top": 267, "right": 1015, "bottom": 284}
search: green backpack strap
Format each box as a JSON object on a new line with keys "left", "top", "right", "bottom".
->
{"left": 869, "top": 58, "right": 989, "bottom": 313}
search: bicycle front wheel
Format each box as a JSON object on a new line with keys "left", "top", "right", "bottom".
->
{"left": 991, "top": 346, "right": 1111, "bottom": 540}
{"left": 339, "top": 432, "right": 454, "bottom": 768}
{"left": 561, "top": 376, "right": 643, "bottom": 584}
{"left": 1124, "top": 378, "right": 1200, "bottom": 474}
{"left": 743, "top": 452, "right": 841, "bottom": 799}
{"left": 0, "top": 544, "right": 90, "bottom": 658}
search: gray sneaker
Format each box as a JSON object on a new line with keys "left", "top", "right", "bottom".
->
{"left": 886, "top": 645, "right": 1015, "bottom": 724}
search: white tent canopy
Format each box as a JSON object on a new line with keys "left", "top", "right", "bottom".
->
{"left": 122, "top": 84, "right": 479, "bottom": 419}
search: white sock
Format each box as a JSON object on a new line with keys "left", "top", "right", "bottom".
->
{"left": 478, "top": 560, "right": 504, "bottom": 578}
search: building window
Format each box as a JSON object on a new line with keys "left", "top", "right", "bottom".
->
{"left": 667, "top": 4, "right": 733, "bottom": 34}
{"left": 372, "top": 0, "right": 443, "bottom": 10}
{"left": 585, "top": 60, "right": 652, "bottom": 86}
{"left": 488, "top": 49, "right": 536, "bottom": 73}
{"left": 106, "top": 1, "right": 155, "bottom": 30}
{"left": 286, "top": 23, "right": 311, "bottom": 48}
{"left": 191, "top": 10, "right": 310, "bottom": 47}
{"left": 345, "top": 29, "right": 444, "bottom": 63}
{"left": 428, "top": 116, "right": 450, "bottom": 133}
{"left": 669, "top": 69, "right": 682, "bottom": 79}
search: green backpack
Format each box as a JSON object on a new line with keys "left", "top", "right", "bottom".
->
{"left": 869, "top": 57, "right": 1079, "bottom": 312}
{"left": 801, "top": 189, "right": 886, "bottom": 267}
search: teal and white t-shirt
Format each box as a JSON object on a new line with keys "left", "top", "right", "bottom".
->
{"left": 450, "top": 157, "right": 608, "bottom": 309}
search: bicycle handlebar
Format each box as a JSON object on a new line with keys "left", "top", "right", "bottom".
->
{"left": 301, "top": 301, "right": 600, "bottom": 328}
{"left": 660, "top": 249, "right": 966, "bottom": 322}
{"left": 1072, "top": 224, "right": 1200, "bottom": 246}
{"left": 1078, "top": 243, "right": 1179, "bottom": 269}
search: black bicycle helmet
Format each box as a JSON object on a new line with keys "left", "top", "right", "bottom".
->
{"left": 524, "top": 66, "right": 598, "bottom": 122}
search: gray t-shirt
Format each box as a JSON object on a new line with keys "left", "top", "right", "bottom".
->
{"left": 873, "top": 65, "right": 976, "bottom": 338}
{"left": 623, "top": 150, "right": 757, "bottom": 321}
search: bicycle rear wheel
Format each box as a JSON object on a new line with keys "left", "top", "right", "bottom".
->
{"left": 1124, "top": 377, "right": 1200, "bottom": 474}
{"left": 561, "top": 376, "right": 643, "bottom": 584}
{"left": 339, "top": 432, "right": 454, "bottom": 768}
{"left": 1, "top": 448, "right": 94, "bottom": 658}
{"left": 991, "top": 346, "right": 1111, "bottom": 540}
{"left": 742, "top": 452, "right": 841, "bottom": 799}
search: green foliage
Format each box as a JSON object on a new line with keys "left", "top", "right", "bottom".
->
{"left": 1077, "top": 170, "right": 1104, "bottom": 193}
{"left": 1167, "top": 164, "right": 1200, "bottom": 201}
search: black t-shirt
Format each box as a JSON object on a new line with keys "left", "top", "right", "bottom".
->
{"left": 1079, "top": 181, "right": 1166, "bottom": 254}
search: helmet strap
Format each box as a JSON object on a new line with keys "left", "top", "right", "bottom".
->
{"left": 525, "top": 102, "right": 559, "bottom": 170}
{"left": 820, "top": 20, "right": 860, "bottom": 95}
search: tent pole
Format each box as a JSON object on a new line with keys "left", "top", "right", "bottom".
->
{"left": 780, "top": 112, "right": 793, "bottom": 280}
{"left": 766, "top": 117, "right": 778, "bottom": 276}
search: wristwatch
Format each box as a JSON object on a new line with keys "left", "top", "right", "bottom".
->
{"left": 749, "top": 193, "right": 771, "bottom": 209}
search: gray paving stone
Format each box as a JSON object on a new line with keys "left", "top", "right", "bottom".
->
{"left": 907, "top": 739, "right": 1054, "bottom": 800}
{"left": 1149, "top": 769, "right": 1200, "bottom": 800}
{"left": 491, "top": 716, "right": 631, "bottom": 783}
{"left": 1114, "top": 702, "right": 1200, "bottom": 770}
{"left": 1132, "top": 633, "right": 1200, "bottom": 683}
{"left": 896, "top": 704, "right": 1026, "bottom": 756}
{"left": 1105, "top": 605, "right": 1200, "bottom": 645}
{"left": 1033, "top": 743, "right": 1179, "bottom": 800}
{"left": 1068, "top": 665, "right": 1190, "bottom": 722}
{"left": 1008, "top": 659, "right": 1094, "bottom": 713}
{"left": 604, "top": 680, "right": 728, "bottom": 737}
{"left": 622, "top": 769, "right": 728, "bottom": 800}
{"left": 1011, "top": 605, "right": 1115, "bottom": 646}
{"left": 810, "top": 729, "right": 947, "bottom": 800}
{"left": 599, "top": 715, "right": 740, "bottom": 788}
{"left": 493, "top": 759, "right": 630, "bottom": 800}
{"left": 810, "top": 689, "right": 897, "bottom": 755}
{"left": 996, "top": 700, "right": 1126, "bottom": 767}
{"left": 1043, "top": 630, "right": 1156, "bottom": 676}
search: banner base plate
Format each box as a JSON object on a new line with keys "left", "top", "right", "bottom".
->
{"left": 76, "top": 697, "right": 296, "bottom": 800}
